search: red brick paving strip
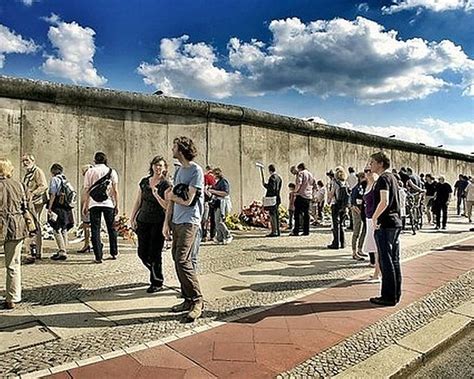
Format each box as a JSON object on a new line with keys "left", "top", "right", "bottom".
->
{"left": 47, "top": 238, "right": 474, "bottom": 379}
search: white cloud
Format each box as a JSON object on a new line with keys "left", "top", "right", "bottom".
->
{"left": 382, "top": 0, "right": 474, "bottom": 14}
{"left": 0, "top": 24, "right": 37, "bottom": 68}
{"left": 138, "top": 17, "right": 474, "bottom": 103}
{"left": 20, "top": 0, "right": 37, "bottom": 6}
{"left": 357, "top": 3, "right": 370, "bottom": 12}
{"left": 333, "top": 118, "right": 474, "bottom": 154}
{"left": 42, "top": 14, "right": 106, "bottom": 86}
{"left": 138, "top": 35, "right": 242, "bottom": 98}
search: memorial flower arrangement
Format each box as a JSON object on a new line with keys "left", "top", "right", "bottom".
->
{"left": 114, "top": 214, "right": 136, "bottom": 242}
{"left": 235, "top": 201, "right": 289, "bottom": 229}
{"left": 225, "top": 213, "right": 250, "bottom": 231}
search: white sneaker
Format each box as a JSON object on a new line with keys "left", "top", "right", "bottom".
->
{"left": 367, "top": 276, "right": 381, "bottom": 283}
{"left": 223, "top": 236, "right": 233, "bottom": 245}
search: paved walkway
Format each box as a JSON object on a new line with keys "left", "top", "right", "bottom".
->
{"left": 44, "top": 236, "right": 474, "bottom": 378}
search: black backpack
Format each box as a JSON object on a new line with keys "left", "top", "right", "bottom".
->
{"left": 58, "top": 176, "right": 77, "bottom": 209}
{"left": 335, "top": 180, "right": 350, "bottom": 209}
{"left": 89, "top": 168, "right": 112, "bottom": 202}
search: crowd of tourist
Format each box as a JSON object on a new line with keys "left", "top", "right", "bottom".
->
{"left": 1, "top": 139, "right": 473, "bottom": 316}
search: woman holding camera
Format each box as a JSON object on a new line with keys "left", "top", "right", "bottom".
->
{"left": 130, "top": 156, "right": 170, "bottom": 293}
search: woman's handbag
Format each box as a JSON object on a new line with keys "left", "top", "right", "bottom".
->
{"left": 262, "top": 196, "right": 277, "bottom": 208}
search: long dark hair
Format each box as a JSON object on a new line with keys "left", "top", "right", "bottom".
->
{"left": 148, "top": 155, "right": 168, "bottom": 177}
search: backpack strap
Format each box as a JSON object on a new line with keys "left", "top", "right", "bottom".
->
{"left": 88, "top": 168, "right": 112, "bottom": 193}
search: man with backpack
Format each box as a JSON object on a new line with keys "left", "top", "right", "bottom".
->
{"left": 327, "top": 167, "right": 350, "bottom": 249}
{"left": 82, "top": 152, "right": 119, "bottom": 263}
{"left": 48, "top": 163, "right": 76, "bottom": 261}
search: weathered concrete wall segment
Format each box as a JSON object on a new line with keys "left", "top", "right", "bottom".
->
{"left": 1, "top": 76, "right": 473, "bottom": 216}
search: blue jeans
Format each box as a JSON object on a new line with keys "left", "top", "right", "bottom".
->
{"left": 374, "top": 227, "right": 402, "bottom": 303}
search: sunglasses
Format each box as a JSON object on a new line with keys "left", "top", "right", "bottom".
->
{"left": 364, "top": 169, "right": 371, "bottom": 173}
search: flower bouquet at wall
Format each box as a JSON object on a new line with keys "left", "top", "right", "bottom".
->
{"left": 225, "top": 213, "right": 250, "bottom": 231}
{"left": 238, "top": 201, "right": 290, "bottom": 229}
{"left": 322, "top": 204, "right": 332, "bottom": 225}
{"left": 278, "top": 204, "right": 289, "bottom": 229}
{"left": 114, "top": 214, "right": 136, "bottom": 243}
{"left": 239, "top": 200, "right": 270, "bottom": 228}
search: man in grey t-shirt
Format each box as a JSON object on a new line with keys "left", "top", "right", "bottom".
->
{"left": 164, "top": 136, "right": 204, "bottom": 322}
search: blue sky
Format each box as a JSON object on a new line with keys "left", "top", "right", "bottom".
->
{"left": 1, "top": 0, "right": 473, "bottom": 153}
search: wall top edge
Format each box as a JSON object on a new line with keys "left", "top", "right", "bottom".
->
{"left": 1, "top": 76, "right": 473, "bottom": 163}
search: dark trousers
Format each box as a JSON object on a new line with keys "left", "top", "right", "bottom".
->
{"left": 331, "top": 205, "right": 345, "bottom": 248}
{"left": 317, "top": 201, "right": 324, "bottom": 220}
{"left": 293, "top": 196, "right": 310, "bottom": 235}
{"left": 202, "top": 202, "right": 216, "bottom": 240}
{"left": 269, "top": 205, "right": 280, "bottom": 235}
{"left": 375, "top": 228, "right": 402, "bottom": 303}
{"left": 456, "top": 196, "right": 464, "bottom": 215}
{"left": 434, "top": 203, "right": 448, "bottom": 228}
{"left": 137, "top": 221, "right": 165, "bottom": 286}
{"left": 171, "top": 223, "right": 202, "bottom": 302}
{"left": 90, "top": 206, "right": 117, "bottom": 261}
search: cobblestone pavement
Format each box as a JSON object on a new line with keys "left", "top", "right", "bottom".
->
{"left": 408, "top": 328, "right": 473, "bottom": 379}
{"left": 0, "top": 216, "right": 472, "bottom": 376}
{"left": 279, "top": 272, "right": 472, "bottom": 378}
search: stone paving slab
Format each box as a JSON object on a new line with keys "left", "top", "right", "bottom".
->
{"left": 28, "top": 301, "right": 114, "bottom": 339}
{"left": 333, "top": 303, "right": 473, "bottom": 379}
{"left": 0, "top": 321, "right": 57, "bottom": 355}
{"left": 83, "top": 286, "right": 181, "bottom": 325}
{"left": 397, "top": 312, "right": 471, "bottom": 354}
{"left": 333, "top": 344, "right": 420, "bottom": 379}
{"left": 43, "top": 236, "right": 474, "bottom": 378}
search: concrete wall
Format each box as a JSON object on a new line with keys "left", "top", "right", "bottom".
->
{"left": 1, "top": 76, "right": 473, "bottom": 217}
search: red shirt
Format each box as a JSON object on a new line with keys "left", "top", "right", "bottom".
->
{"left": 204, "top": 172, "right": 216, "bottom": 187}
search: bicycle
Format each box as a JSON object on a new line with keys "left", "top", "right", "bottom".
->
{"left": 406, "top": 191, "right": 424, "bottom": 235}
